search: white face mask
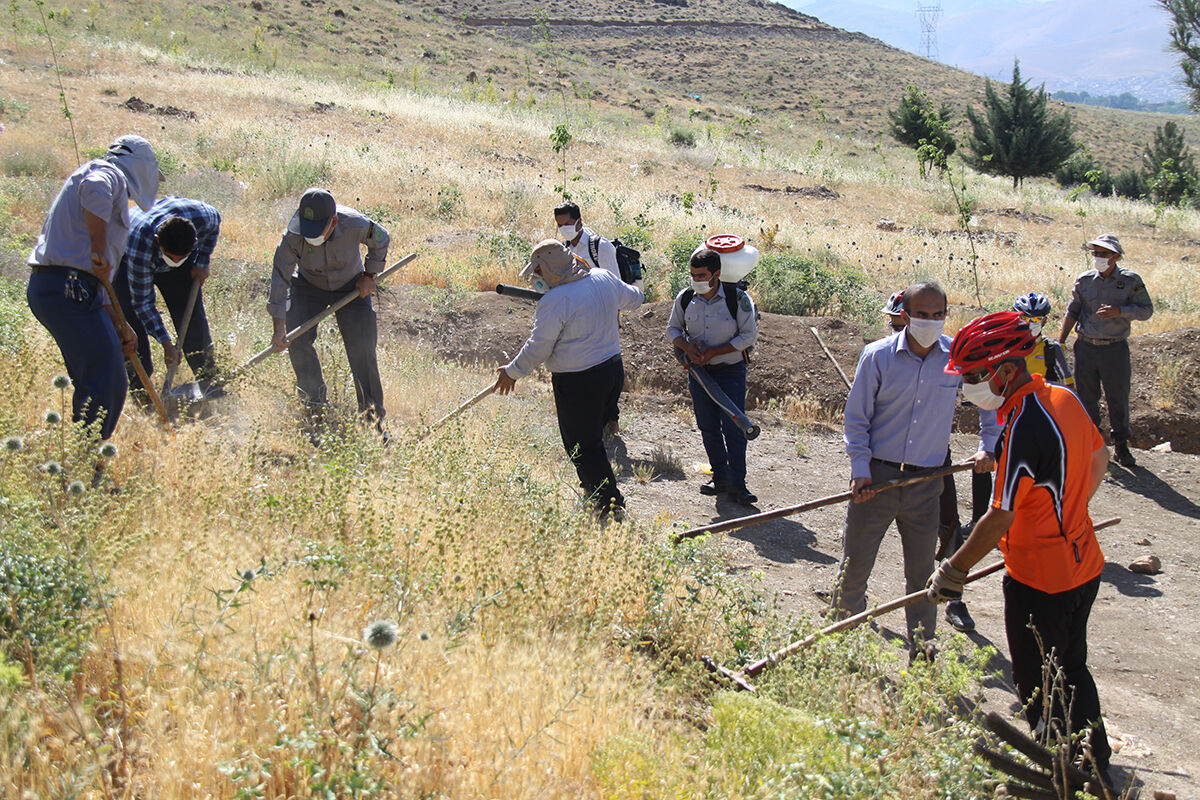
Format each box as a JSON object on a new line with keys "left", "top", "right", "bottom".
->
{"left": 1094, "top": 255, "right": 1111, "bottom": 270}
{"left": 906, "top": 317, "right": 945, "bottom": 348}
{"left": 305, "top": 234, "right": 328, "bottom": 246}
{"left": 161, "top": 251, "right": 188, "bottom": 268}
{"left": 558, "top": 224, "right": 578, "bottom": 241}
{"left": 529, "top": 273, "right": 550, "bottom": 293}
{"left": 962, "top": 378, "right": 1005, "bottom": 410}
{"left": 1028, "top": 321, "right": 1043, "bottom": 337}
{"left": 691, "top": 278, "right": 713, "bottom": 294}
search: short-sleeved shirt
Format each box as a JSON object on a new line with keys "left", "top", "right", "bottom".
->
{"left": 268, "top": 205, "right": 389, "bottom": 318}
{"left": 993, "top": 374, "right": 1106, "bottom": 593}
{"left": 29, "top": 159, "right": 132, "bottom": 275}
{"left": 1066, "top": 265, "right": 1153, "bottom": 340}
{"left": 666, "top": 284, "right": 757, "bottom": 366}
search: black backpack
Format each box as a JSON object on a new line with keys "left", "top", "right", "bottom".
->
{"left": 587, "top": 235, "right": 643, "bottom": 284}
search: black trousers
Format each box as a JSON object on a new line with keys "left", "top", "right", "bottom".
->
{"left": 1004, "top": 573, "right": 1111, "bottom": 771}
{"left": 1074, "top": 338, "right": 1131, "bottom": 443}
{"left": 551, "top": 355, "right": 625, "bottom": 512}
{"left": 114, "top": 266, "right": 218, "bottom": 388}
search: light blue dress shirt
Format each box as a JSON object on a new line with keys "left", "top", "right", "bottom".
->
{"left": 505, "top": 269, "right": 644, "bottom": 378}
{"left": 844, "top": 331, "right": 1001, "bottom": 479}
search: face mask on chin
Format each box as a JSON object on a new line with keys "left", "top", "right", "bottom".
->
{"left": 906, "top": 317, "right": 945, "bottom": 348}
{"left": 162, "top": 251, "right": 188, "bottom": 268}
{"left": 305, "top": 234, "right": 328, "bottom": 246}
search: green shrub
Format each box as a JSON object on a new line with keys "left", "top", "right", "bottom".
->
{"left": 479, "top": 229, "right": 530, "bottom": 270}
{"left": 0, "top": 538, "right": 100, "bottom": 679}
{"left": 750, "top": 250, "right": 871, "bottom": 317}
{"left": 256, "top": 147, "right": 331, "bottom": 198}
{"left": 1112, "top": 169, "right": 1147, "bottom": 200}
{"left": 667, "top": 126, "right": 697, "bottom": 148}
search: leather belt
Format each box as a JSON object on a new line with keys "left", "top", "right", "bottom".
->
{"left": 31, "top": 264, "right": 100, "bottom": 288}
{"left": 1077, "top": 335, "right": 1124, "bottom": 346}
{"left": 871, "top": 458, "right": 934, "bottom": 473}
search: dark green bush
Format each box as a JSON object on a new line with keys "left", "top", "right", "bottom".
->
{"left": 749, "top": 251, "right": 871, "bottom": 317}
{"left": 0, "top": 540, "right": 100, "bottom": 678}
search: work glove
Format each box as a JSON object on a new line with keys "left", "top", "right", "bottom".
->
{"left": 926, "top": 561, "right": 969, "bottom": 603}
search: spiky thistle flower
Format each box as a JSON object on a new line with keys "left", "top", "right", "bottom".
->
{"left": 52, "top": 374, "right": 71, "bottom": 389}
{"left": 240, "top": 568, "right": 256, "bottom": 583}
{"left": 363, "top": 620, "right": 398, "bottom": 650}
{"left": 2, "top": 436, "right": 23, "bottom": 452}
{"left": 44, "top": 409, "right": 62, "bottom": 425}
{"left": 98, "top": 442, "right": 118, "bottom": 458}
{"left": 67, "top": 480, "right": 85, "bottom": 496}
{"left": 43, "top": 461, "right": 62, "bottom": 476}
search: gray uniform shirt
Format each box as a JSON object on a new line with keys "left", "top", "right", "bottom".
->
{"left": 666, "top": 284, "right": 758, "bottom": 366}
{"left": 30, "top": 160, "right": 132, "bottom": 276}
{"left": 268, "top": 205, "right": 389, "bottom": 319}
{"left": 1066, "top": 265, "right": 1153, "bottom": 341}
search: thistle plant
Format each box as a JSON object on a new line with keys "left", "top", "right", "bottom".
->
{"left": 359, "top": 620, "right": 398, "bottom": 752}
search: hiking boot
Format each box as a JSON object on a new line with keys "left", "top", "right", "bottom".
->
{"left": 700, "top": 479, "right": 730, "bottom": 496}
{"left": 729, "top": 486, "right": 758, "bottom": 505}
{"left": 945, "top": 600, "right": 976, "bottom": 632}
{"left": 1114, "top": 441, "right": 1136, "bottom": 468}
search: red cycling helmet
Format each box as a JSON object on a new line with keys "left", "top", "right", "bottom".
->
{"left": 945, "top": 311, "right": 1037, "bottom": 375}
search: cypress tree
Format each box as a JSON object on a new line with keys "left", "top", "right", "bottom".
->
{"left": 964, "top": 61, "right": 1077, "bottom": 189}
{"left": 889, "top": 85, "right": 956, "bottom": 178}
{"left": 1142, "top": 120, "right": 1198, "bottom": 205}
{"left": 1160, "top": 0, "right": 1200, "bottom": 111}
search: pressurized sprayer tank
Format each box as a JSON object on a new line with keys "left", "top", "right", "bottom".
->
{"left": 704, "top": 234, "right": 759, "bottom": 282}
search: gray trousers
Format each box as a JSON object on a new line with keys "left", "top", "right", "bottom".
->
{"left": 1073, "top": 338, "right": 1130, "bottom": 443}
{"left": 832, "top": 460, "right": 942, "bottom": 643}
{"left": 286, "top": 275, "right": 385, "bottom": 420}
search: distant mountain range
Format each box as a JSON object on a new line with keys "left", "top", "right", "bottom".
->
{"left": 787, "top": 0, "right": 1189, "bottom": 103}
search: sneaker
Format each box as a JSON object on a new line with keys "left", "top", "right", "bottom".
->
{"left": 729, "top": 486, "right": 758, "bottom": 505}
{"left": 1114, "top": 441, "right": 1136, "bottom": 468}
{"left": 945, "top": 600, "right": 976, "bottom": 632}
{"left": 699, "top": 479, "right": 730, "bottom": 496}
{"left": 813, "top": 588, "right": 833, "bottom": 604}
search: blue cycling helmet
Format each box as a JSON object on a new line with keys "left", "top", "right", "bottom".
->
{"left": 1013, "top": 292, "right": 1051, "bottom": 317}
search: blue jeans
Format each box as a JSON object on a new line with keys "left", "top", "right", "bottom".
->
{"left": 688, "top": 360, "right": 748, "bottom": 488}
{"left": 286, "top": 275, "right": 384, "bottom": 419}
{"left": 27, "top": 270, "right": 127, "bottom": 439}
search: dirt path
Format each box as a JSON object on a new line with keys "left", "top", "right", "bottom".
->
{"left": 378, "top": 286, "right": 1200, "bottom": 798}
{"left": 614, "top": 397, "right": 1200, "bottom": 799}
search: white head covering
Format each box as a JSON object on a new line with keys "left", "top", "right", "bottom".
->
{"left": 105, "top": 134, "right": 160, "bottom": 211}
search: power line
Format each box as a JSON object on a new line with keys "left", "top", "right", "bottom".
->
{"left": 916, "top": 3, "right": 942, "bottom": 60}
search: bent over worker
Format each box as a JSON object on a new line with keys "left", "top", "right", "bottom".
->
{"left": 269, "top": 187, "right": 390, "bottom": 431}
{"left": 115, "top": 196, "right": 223, "bottom": 402}
{"left": 930, "top": 311, "right": 1112, "bottom": 782}
{"left": 497, "top": 240, "right": 644, "bottom": 518}
{"left": 667, "top": 246, "right": 758, "bottom": 505}
{"left": 26, "top": 134, "right": 159, "bottom": 439}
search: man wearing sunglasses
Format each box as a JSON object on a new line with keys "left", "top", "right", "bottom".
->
{"left": 1058, "top": 234, "right": 1152, "bottom": 468}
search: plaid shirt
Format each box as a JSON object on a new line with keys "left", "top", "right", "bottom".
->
{"left": 122, "top": 196, "right": 221, "bottom": 342}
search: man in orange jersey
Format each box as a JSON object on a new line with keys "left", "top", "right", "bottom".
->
{"left": 928, "top": 311, "right": 1112, "bottom": 779}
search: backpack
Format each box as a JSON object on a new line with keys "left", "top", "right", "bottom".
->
{"left": 587, "top": 234, "right": 643, "bottom": 284}
{"left": 679, "top": 281, "right": 754, "bottom": 363}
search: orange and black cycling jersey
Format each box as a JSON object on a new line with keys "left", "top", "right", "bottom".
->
{"left": 993, "top": 374, "right": 1104, "bottom": 593}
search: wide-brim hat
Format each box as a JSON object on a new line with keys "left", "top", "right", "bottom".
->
{"left": 520, "top": 239, "right": 589, "bottom": 287}
{"left": 1086, "top": 233, "right": 1124, "bottom": 255}
{"left": 288, "top": 187, "right": 337, "bottom": 238}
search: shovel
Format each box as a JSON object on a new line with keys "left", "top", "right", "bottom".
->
{"left": 161, "top": 278, "right": 207, "bottom": 419}
{"left": 96, "top": 272, "right": 170, "bottom": 427}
